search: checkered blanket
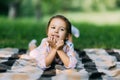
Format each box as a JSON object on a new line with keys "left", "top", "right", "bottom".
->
{"left": 75, "top": 48, "right": 120, "bottom": 80}
{"left": 0, "top": 48, "right": 120, "bottom": 80}
{"left": 0, "top": 48, "right": 43, "bottom": 80}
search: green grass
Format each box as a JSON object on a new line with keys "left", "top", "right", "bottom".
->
{"left": 0, "top": 17, "right": 47, "bottom": 49}
{"left": 73, "top": 23, "right": 120, "bottom": 49}
{"left": 0, "top": 17, "right": 120, "bottom": 49}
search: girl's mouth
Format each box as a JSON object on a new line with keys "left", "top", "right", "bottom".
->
{"left": 52, "top": 35, "right": 59, "bottom": 39}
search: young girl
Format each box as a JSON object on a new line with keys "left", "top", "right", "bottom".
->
{"left": 29, "top": 15, "right": 78, "bottom": 70}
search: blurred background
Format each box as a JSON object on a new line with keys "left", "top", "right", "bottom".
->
{"left": 0, "top": 0, "right": 120, "bottom": 49}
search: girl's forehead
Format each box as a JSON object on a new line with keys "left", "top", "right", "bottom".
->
{"left": 50, "top": 18, "right": 66, "bottom": 26}
{"left": 52, "top": 18, "right": 63, "bottom": 22}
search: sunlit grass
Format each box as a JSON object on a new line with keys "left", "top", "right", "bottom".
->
{"left": 56, "top": 11, "right": 120, "bottom": 25}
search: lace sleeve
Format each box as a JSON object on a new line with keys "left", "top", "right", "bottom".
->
{"left": 64, "top": 41, "right": 78, "bottom": 69}
{"left": 29, "top": 38, "right": 49, "bottom": 70}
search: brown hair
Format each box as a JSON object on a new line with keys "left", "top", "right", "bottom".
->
{"left": 47, "top": 15, "right": 71, "bottom": 34}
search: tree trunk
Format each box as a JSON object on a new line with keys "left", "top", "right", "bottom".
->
{"left": 8, "top": 0, "right": 21, "bottom": 19}
{"left": 35, "top": 0, "right": 42, "bottom": 20}
{"left": 8, "top": 3, "right": 16, "bottom": 19}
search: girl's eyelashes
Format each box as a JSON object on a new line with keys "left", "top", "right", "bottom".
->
{"left": 50, "top": 25, "right": 66, "bottom": 31}
{"left": 51, "top": 26, "right": 55, "bottom": 29}
{"left": 60, "top": 26, "right": 66, "bottom": 31}
{"left": 60, "top": 28, "right": 65, "bottom": 31}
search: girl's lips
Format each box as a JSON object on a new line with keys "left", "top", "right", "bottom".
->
{"left": 54, "top": 35, "right": 59, "bottom": 38}
{"left": 52, "top": 35, "right": 59, "bottom": 38}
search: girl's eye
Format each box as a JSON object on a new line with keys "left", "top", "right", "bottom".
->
{"left": 51, "top": 26, "right": 55, "bottom": 29}
{"left": 60, "top": 28, "right": 64, "bottom": 31}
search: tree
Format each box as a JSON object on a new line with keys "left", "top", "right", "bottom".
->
{"left": 0, "top": 0, "right": 13, "bottom": 16}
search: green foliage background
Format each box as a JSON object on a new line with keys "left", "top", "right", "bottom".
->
{"left": 0, "top": 17, "right": 120, "bottom": 49}
{"left": 0, "top": 0, "right": 120, "bottom": 49}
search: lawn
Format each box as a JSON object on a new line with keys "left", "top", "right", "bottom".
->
{"left": 0, "top": 11, "right": 120, "bottom": 49}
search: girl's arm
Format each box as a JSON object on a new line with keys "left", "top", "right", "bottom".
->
{"left": 57, "top": 50, "right": 70, "bottom": 67}
{"left": 45, "top": 48, "right": 56, "bottom": 67}
{"left": 45, "top": 37, "right": 58, "bottom": 67}
{"left": 57, "top": 49, "right": 77, "bottom": 68}
{"left": 56, "top": 40, "right": 77, "bottom": 68}
{"left": 29, "top": 38, "right": 56, "bottom": 69}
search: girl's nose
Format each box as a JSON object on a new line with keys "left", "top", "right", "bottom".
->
{"left": 55, "top": 29, "right": 59, "bottom": 33}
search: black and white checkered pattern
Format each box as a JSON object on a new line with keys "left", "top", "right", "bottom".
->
{"left": 0, "top": 48, "right": 120, "bottom": 80}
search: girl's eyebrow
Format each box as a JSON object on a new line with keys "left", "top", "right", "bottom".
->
{"left": 50, "top": 25, "right": 55, "bottom": 27}
{"left": 60, "top": 26, "right": 66, "bottom": 29}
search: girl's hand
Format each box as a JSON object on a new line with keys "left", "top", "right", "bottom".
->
{"left": 47, "top": 37, "right": 56, "bottom": 49}
{"left": 48, "top": 37, "right": 64, "bottom": 50}
{"left": 56, "top": 39, "right": 64, "bottom": 50}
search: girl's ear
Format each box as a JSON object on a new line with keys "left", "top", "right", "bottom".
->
{"left": 66, "top": 33, "right": 72, "bottom": 42}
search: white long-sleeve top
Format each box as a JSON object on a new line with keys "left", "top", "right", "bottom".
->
{"left": 29, "top": 38, "right": 77, "bottom": 70}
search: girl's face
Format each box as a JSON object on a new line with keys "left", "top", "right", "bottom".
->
{"left": 47, "top": 18, "right": 68, "bottom": 40}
